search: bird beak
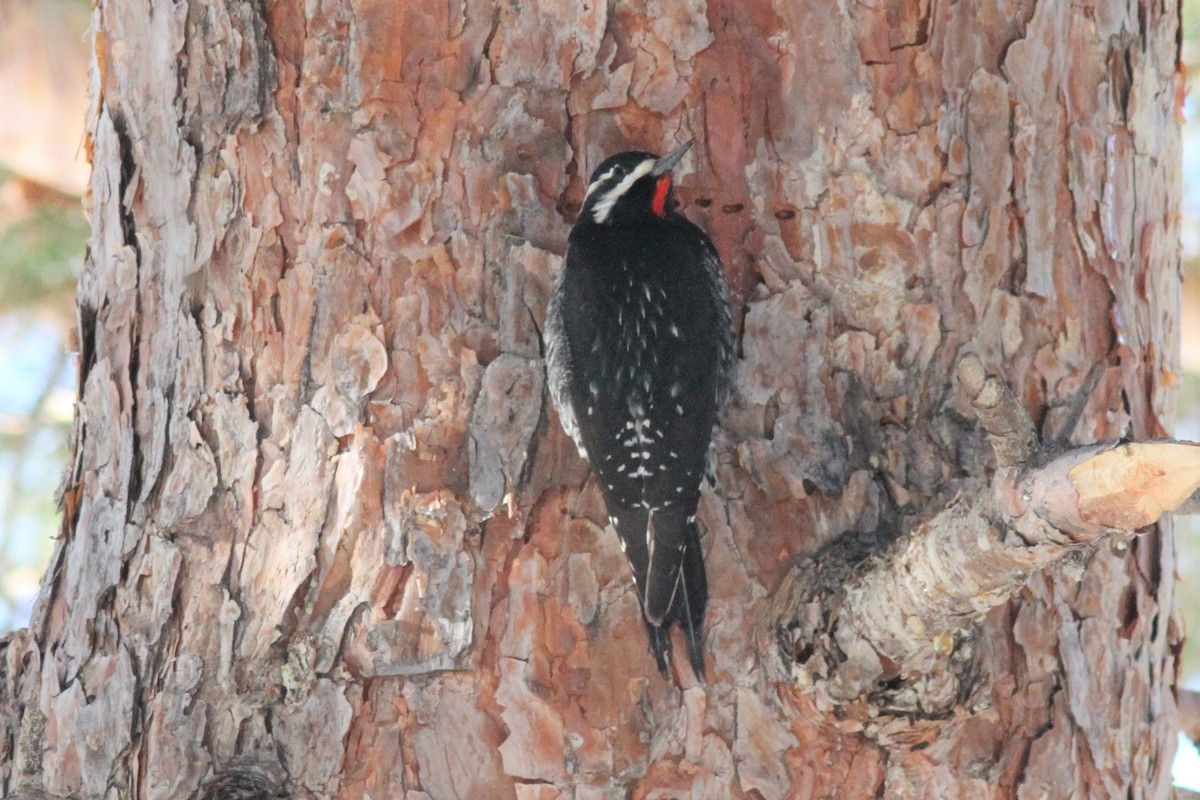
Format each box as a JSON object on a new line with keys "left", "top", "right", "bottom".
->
{"left": 651, "top": 140, "right": 694, "bottom": 176}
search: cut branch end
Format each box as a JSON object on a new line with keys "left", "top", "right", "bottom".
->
{"left": 1068, "top": 441, "right": 1200, "bottom": 530}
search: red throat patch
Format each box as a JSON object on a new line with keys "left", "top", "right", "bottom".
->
{"left": 652, "top": 175, "right": 671, "bottom": 217}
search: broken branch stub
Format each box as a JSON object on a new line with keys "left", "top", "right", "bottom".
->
{"left": 770, "top": 356, "right": 1200, "bottom": 731}
{"left": 955, "top": 354, "right": 1037, "bottom": 468}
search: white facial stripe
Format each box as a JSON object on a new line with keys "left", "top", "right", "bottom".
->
{"left": 591, "top": 158, "right": 656, "bottom": 224}
{"left": 584, "top": 166, "right": 619, "bottom": 200}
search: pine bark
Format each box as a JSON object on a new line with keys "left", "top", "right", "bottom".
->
{"left": 0, "top": 1, "right": 1182, "bottom": 798}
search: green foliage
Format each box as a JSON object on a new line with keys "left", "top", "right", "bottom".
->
{"left": 0, "top": 203, "right": 87, "bottom": 310}
{"left": 1187, "top": 0, "right": 1200, "bottom": 57}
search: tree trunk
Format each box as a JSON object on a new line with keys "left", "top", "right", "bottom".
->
{"left": 0, "top": 1, "right": 1182, "bottom": 798}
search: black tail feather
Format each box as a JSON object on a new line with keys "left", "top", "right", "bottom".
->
{"left": 611, "top": 506, "right": 707, "bottom": 679}
{"left": 645, "top": 620, "right": 671, "bottom": 675}
{"left": 676, "top": 519, "right": 707, "bottom": 678}
{"left": 611, "top": 509, "right": 667, "bottom": 673}
{"left": 644, "top": 507, "right": 690, "bottom": 623}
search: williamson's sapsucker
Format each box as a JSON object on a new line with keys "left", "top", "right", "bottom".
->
{"left": 546, "top": 140, "right": 735, "bottom": 678}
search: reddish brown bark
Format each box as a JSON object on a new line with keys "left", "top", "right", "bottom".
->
{"left": 0, "top": 1, "right": 1182, "bottom": 798}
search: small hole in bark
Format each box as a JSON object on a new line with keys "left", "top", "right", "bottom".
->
{"left": 694, "top": 197, "right": 712, "bottom": 208}
{"left": 722, "top": 203, "right": 745, "bottom": 214}
{"left": 774, "top": 208, "right": 796, "bottom": 220}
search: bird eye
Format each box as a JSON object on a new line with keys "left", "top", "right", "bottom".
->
{"left": 611, "top": 166, "right": 626, "bottom": 178}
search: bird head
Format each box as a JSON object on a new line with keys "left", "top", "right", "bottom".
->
{"left": 579, "top": 140, "right": 693, "bottom": 226}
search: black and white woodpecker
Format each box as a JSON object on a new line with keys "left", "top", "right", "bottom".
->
{"left": 545, "top": 140, "right": 735, "bottom": 678}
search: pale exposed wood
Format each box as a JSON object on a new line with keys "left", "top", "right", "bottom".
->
{"left": 1069, "top": 442, "right": 1200, "bottom": 529}
{"left": 0, "top": 0, "right": 1181, "bottom": 798}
